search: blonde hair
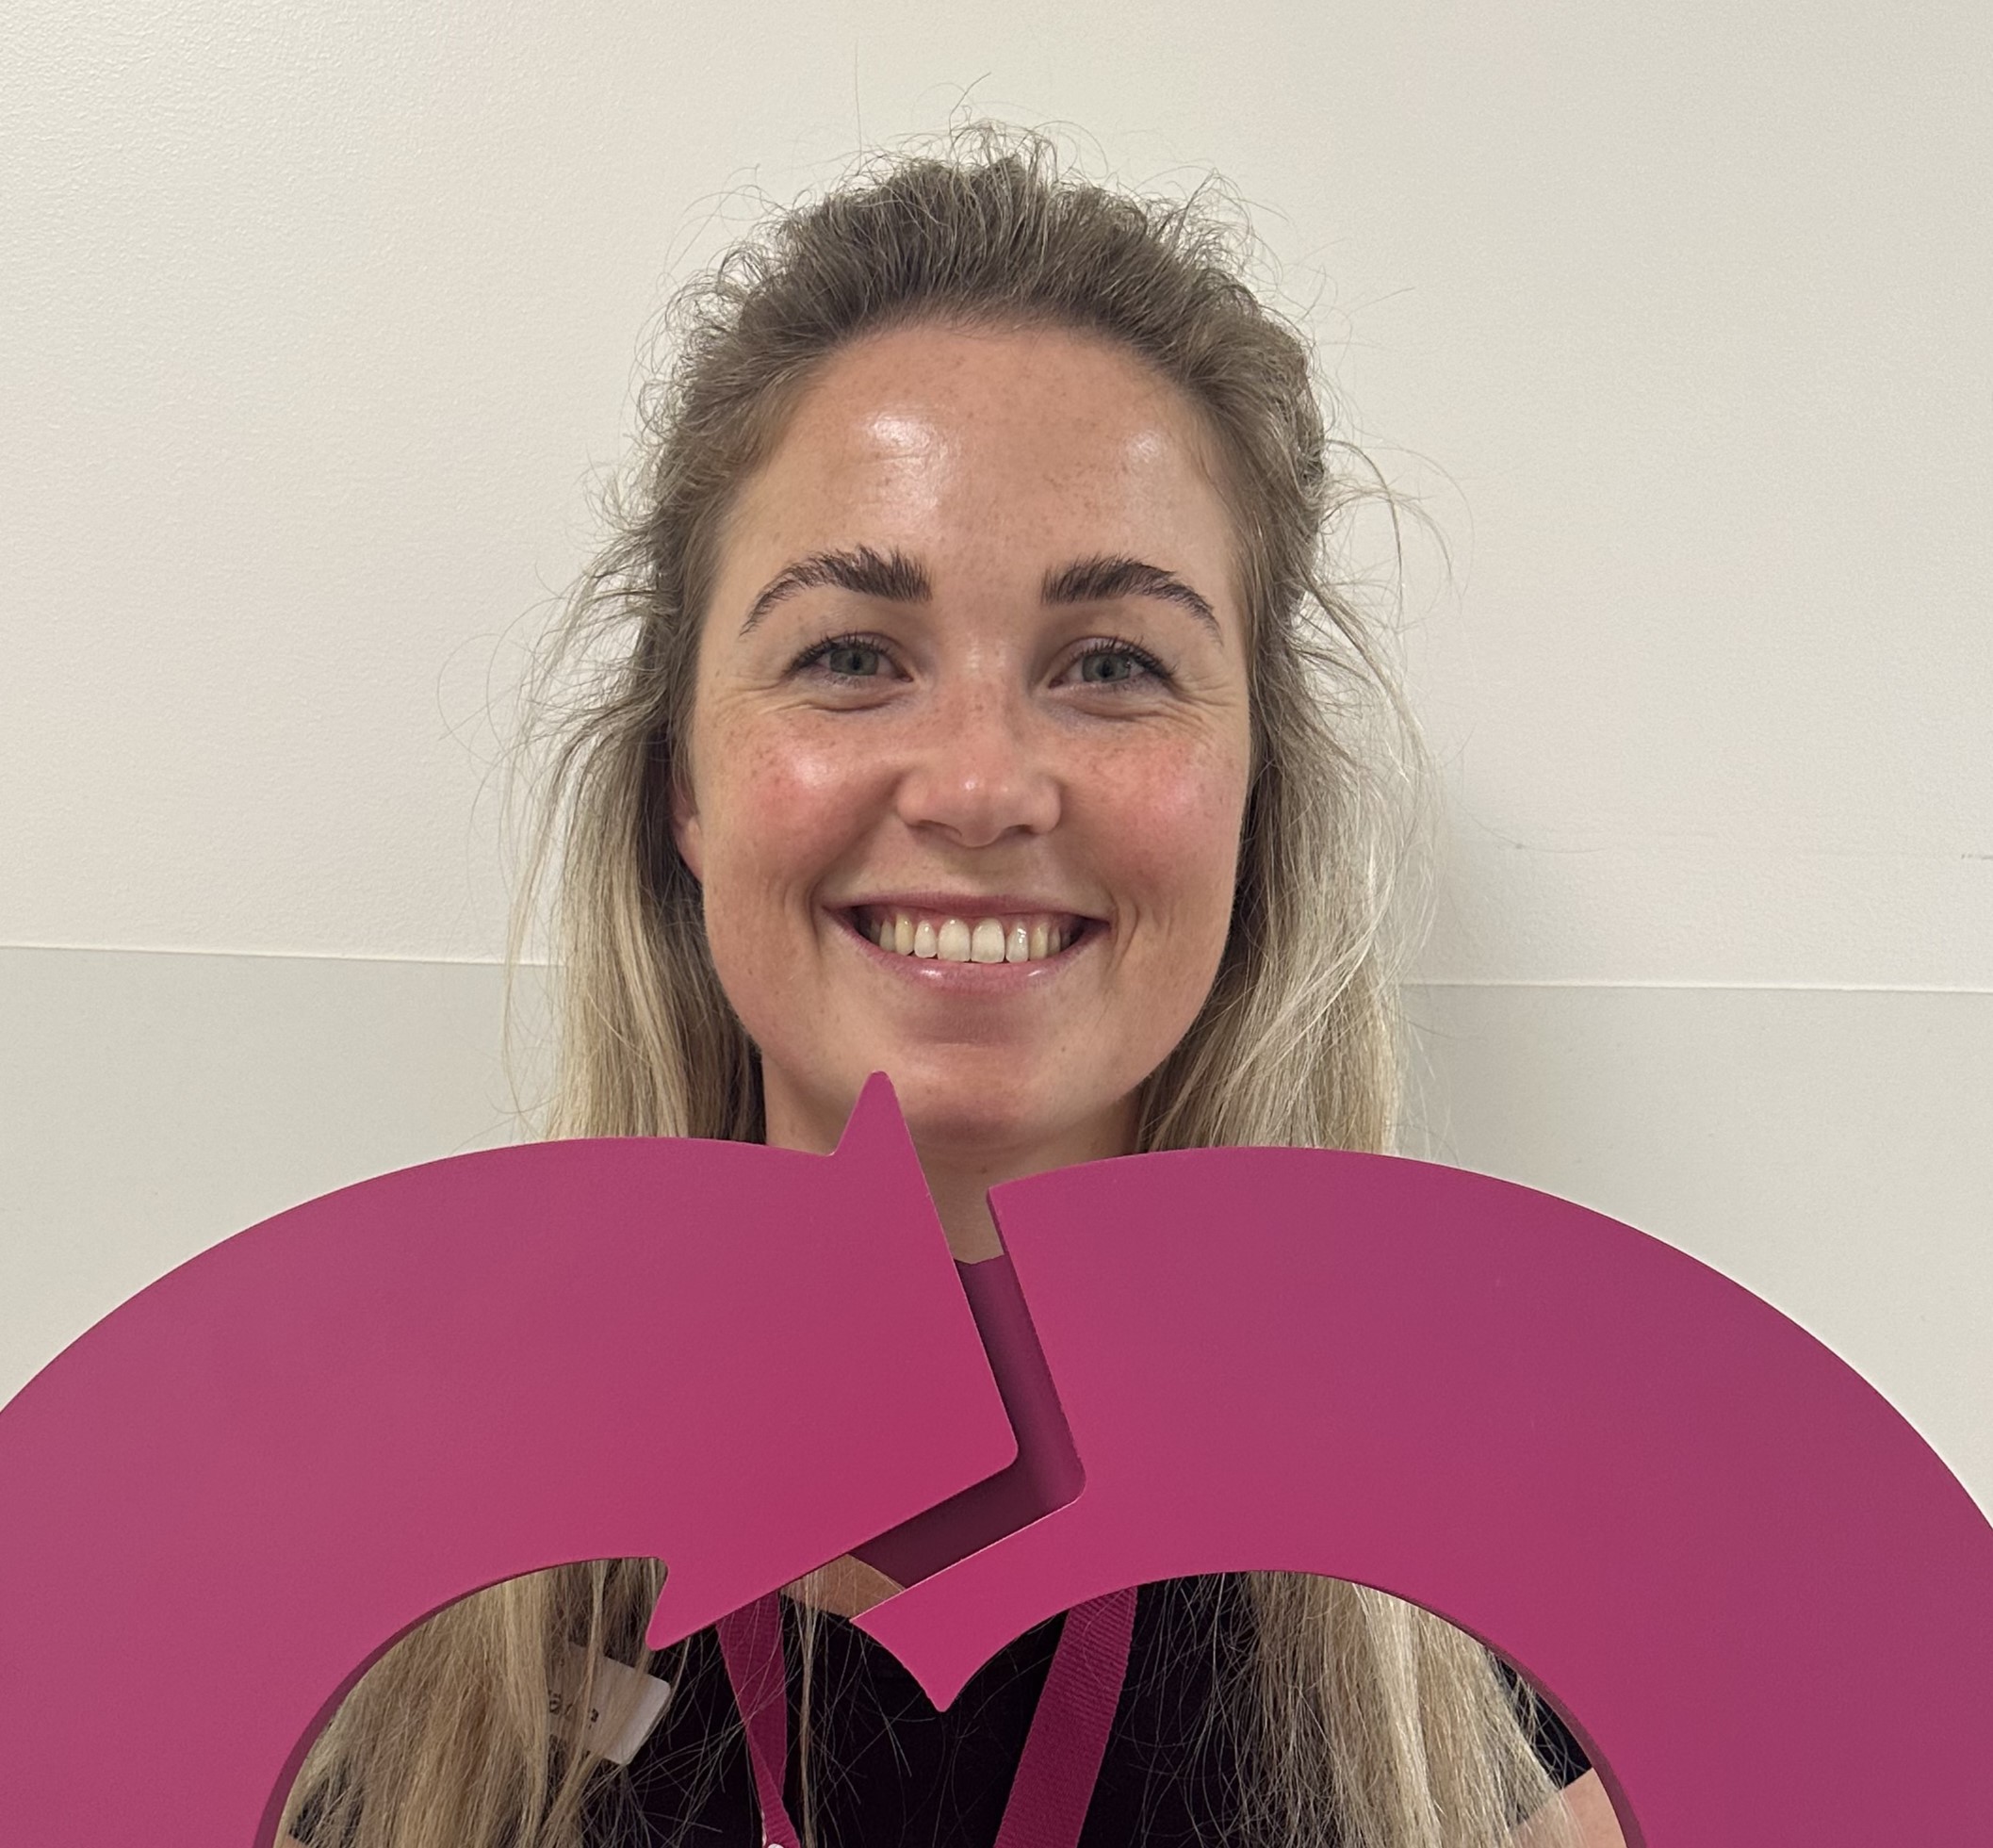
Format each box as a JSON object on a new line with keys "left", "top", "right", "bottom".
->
{"left": 285, "top": 122, "right": 1570, "bottom": 1848}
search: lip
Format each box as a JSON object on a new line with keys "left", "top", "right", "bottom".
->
{"left": 827, "top": 906, "right": 1102, "bottom": 992}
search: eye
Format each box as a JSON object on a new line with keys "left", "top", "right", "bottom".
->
{"left": 1060, "top": 639, "right": 1171, "bottom": 689}
{"left": 792, "top": 633, "right": 895, "bottom": 681}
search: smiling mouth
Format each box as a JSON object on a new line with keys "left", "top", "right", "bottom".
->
{"left": 844, "top": 905, "right": 1093, "bottom": 965}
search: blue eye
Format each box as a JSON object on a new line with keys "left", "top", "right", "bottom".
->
{"left": 794, "top": 635, "right": 891, "bottom": 679}
{"left": 1066, "top": 641, "right": 1169, "bottom": 687}
{"left": 1077, "top": 650, "right": 1140, "bottom": 683}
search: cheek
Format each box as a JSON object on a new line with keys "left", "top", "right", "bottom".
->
{"left": 694, "top": 721, "right": 886, "bottom": 1030}
{"left": 1085, "top": 729, "right": 1250, "bottom": 943}
{"left": 702, "top": 720, "right": 881, "bottom": 897}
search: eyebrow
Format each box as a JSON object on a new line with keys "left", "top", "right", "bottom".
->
{"left": 737, "top": 544, "right": 1221, "bottom": 639}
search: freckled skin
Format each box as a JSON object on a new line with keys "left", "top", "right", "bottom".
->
{"left": 673, "top": 322, "right": 1252, "bottom": 1257}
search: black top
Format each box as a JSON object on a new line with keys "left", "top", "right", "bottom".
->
{"left": 586, "top": 1577, "right": 1590, "bottom": 1848}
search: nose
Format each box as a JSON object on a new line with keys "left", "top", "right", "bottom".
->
{"left": 891, "top": 678, "right": 1062, "bottom": 848}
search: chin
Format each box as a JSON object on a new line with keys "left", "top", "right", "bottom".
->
{"left": 875, "top": 1063, "right": 1083, "bottom": 1159}
{"left": 892, "top": 1082, "right": 1046, "bottom": 1148}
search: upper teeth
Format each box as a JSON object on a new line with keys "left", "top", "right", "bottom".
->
{"left": 859, "top": 908, "right": 1077, "bottom": 963}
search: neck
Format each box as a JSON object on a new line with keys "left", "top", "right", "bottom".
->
{"left": 910, "top": 1111, "right": 1138, "bottom": 1259}
{"left": 781, "top": 1551, "right": 904, "bottom": 1617}
{"left": 762, "top": 1080, "right": 1140, "bottom": 1262}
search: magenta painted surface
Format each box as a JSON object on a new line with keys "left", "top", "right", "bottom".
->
{"left": 1, "top": 1077, "right": 1990, "bottom": 1844}
{"left": 0, "top": 1076, "right": 1017, "bottom": 1847}
{"left": 860, "top": 1149, "right": 1993, "bottom": 1845}
{"left": 851, "top": 1249, "right": 1084, "bottom": 1589}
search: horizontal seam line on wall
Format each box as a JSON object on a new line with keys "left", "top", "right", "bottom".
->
{"left": 0, "top": 940, "right": 525, "bottom": 969}
{"left": 3, "top": 943, "right": 1990, "bottom": 995}
{"left": 1410, "top": 978, "right": 1993, "bottom": 994}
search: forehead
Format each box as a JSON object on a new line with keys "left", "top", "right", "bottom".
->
{"left": 721, "top": 321, "right": 1239, "bottom": 594}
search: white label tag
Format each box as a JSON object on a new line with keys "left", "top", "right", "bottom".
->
{"left": 549, "top": 1647, "right": 674, "bottom": 1766}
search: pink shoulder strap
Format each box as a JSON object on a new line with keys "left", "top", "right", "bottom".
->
{"left": 717, "top": 1586, "right": 1137, "bottom": 1848}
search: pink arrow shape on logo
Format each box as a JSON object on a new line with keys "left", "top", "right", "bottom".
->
{"left": 858, "top": 1146, "right": 1993, "bottom": 1848}
{"left": 0, "top": 1075, "right": 1022, "bottom": 1848}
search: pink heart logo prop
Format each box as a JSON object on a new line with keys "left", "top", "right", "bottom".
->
{"left": 1, "top": 1073, "right": 1988, "bottom": 1846}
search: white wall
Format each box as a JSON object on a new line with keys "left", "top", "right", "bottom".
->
{"left": 4, "top": 4, "right": 1987, "bottom": 1500}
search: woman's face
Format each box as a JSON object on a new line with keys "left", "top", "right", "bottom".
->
{"left": 675, "top": 321, "right": 1253, "bottom": 1171}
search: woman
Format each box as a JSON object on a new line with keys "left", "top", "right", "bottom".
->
{"left": 284, "top": 123, "right": 1622, "bottom": 1848}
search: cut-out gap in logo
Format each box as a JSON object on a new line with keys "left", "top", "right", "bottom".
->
{"left": 854, "top": 1251, "right": 1085, "bottom": 1589}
